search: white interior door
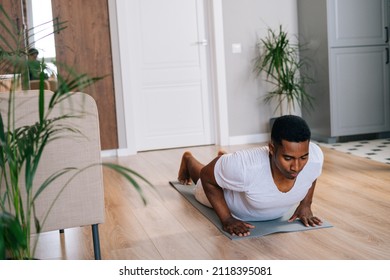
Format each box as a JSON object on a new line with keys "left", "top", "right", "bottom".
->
{"left": 128, "top": 0, "right": 214, "bottom": 151}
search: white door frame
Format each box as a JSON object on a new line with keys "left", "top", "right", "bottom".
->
{"left": 108, "top": 0, "right": 228, "bottom": 155}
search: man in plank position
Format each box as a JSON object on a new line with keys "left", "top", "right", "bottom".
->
{"left": 178, "top": 115, "right": 324, "bottom": 237}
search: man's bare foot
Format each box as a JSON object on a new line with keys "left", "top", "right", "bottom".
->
{"left": 178, "top": 151, "right": 193, "bottom": 185}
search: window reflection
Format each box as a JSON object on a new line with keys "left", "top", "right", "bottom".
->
{"left": 27, "top": 0, "right": 56, "bottom": 59}
{"left": 26, "top": 0, "right": 57, "bottom": 87}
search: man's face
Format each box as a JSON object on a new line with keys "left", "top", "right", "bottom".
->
{"left": 28, "top": 53, "right": 38, "bottom": 61}
{"left": 269, "top": 140, "right": 310, "bottom": 180}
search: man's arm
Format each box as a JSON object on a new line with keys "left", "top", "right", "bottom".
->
{"left": 288, "top": 179, "right": 323, "bottom": 227}
{"left": 200, "top": 157, "right": 254, "bottom": 236}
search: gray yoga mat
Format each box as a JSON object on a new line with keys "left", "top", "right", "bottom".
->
{"left": 169, "top": 181, "right": 333, "bottom": 240}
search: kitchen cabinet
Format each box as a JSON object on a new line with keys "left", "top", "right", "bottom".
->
{"left": 298, "top": 0, "right": 390, "bottom": 141}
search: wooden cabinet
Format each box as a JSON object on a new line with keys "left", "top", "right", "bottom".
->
{"left": 0, "top": 0, "right": 22, "bottom": 46}
{"left": 52, "top": 0, "right": 118, "bottom": 150}
{"left": 0, "top": 0, "right": 24, "bottom": 74}
{"left": 298, "top": 0, "right": 390, "bottom": 141}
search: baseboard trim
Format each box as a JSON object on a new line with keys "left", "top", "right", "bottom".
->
{"left": 100, "top": 149, "right": 118, "bottom": 158}
{"left": 102, "top": 148, "right": 138, "bottom": 157}
{"left": 229, "top": 133, "right": 270, "bottom": 146}
{"left": 101, "top": 135, "right": 271, "bottom": 158}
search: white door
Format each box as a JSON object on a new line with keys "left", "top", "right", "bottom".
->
{"left": 128, "top": 0, "right": 214, "bottom": 151}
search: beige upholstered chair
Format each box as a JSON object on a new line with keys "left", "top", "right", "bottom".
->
{"left": 0, "top": 90, "right": 105, "bottom": 259}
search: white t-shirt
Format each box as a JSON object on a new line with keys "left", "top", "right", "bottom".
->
{"left": 213, "top": 142, "right": 324, "bottom": 221}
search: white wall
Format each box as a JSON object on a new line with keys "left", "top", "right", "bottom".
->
{"left": 222, "top": 0, "right": 299, "bottom": 144}
{"left": 109, "top": 0, "right": 299, "bottom": 154}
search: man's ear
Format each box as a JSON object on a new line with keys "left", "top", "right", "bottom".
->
{"left": 268, "top": 141, "right": 275, "bottom": 156}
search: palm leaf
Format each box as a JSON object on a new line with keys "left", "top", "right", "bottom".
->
{"left": 102, "top": 163, "right": 155, "bottom": 205}
{"left": 32, "top": 168, "right": 77, "bottom": 201}
{"left": 254, "top": 25, "right": 315, "bottom": 115}
{"left": 0, "top": 212, "right": 28, "bottom": 260}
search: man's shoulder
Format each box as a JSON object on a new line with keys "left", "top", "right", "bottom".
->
{"left": 229, "top": 146, "right": 268, "bottom": 160}
{"left": 218, "top": 146, "right": 268, "bottom": 167}
{"left": 309, "top": 142, "right": 324, "bottom": 164}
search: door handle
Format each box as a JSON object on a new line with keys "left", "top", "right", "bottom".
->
{"left": 196, "top": 39, "right": 208, "bottom": 46}
{"left": 386, "top": 27, "right": 389, "bottom": 43}
{"left": 386, "top": 48, "right": 389, "bottom": 64}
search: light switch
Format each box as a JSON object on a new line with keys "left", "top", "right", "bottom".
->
{"left": 232, "top": 43, "right": 242, "bottom": 54}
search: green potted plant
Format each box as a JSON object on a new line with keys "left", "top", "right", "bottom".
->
{"left": 253, "top": 25, "right": 314, "bottom": 117}
{"left": 0, "top": 5, "right": 151, "bottom": 260}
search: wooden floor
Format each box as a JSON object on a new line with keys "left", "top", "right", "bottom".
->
{"left": 33, "top": 143, "right": 390, "bottom": 260}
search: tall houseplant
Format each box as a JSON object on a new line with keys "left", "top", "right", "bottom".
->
{"left": 0, "top": 5, "right": 151, "bottom": 260}
{"left": 253, "top": 25, "right": 314, "bottom": 116}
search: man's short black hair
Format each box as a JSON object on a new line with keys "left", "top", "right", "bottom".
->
{"left": 28, "top": 48, "right": 39, "bottom": 55}
{"left": 271, "top": 115, "right": 311, "bottom": 146}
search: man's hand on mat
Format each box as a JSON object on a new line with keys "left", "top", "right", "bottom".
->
{"left": 222, "top": 217, "right": 255, "bottom": 237}
{"left": 288, "top": 205, "right": 323, "bottom": 227}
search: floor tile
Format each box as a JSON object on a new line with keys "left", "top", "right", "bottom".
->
{"left": 316, "top": 138, "right": 390, "bottom": 165}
